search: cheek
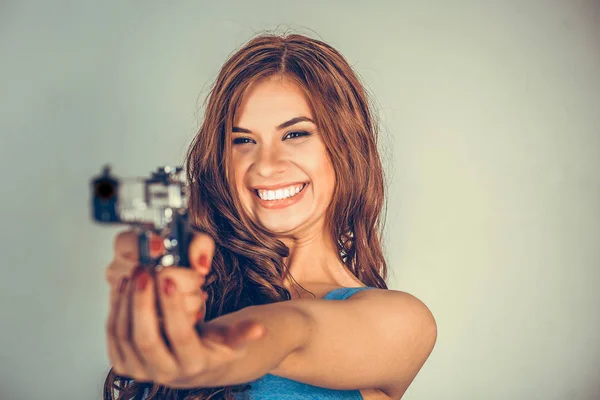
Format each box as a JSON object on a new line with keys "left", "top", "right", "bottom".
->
{"left": 323, "top": 159, "right": 336, "bottom": 197}
{"left": 231, "top": 158, "right": 250, "bottom": 200}
{"left": 310, "top": 151, "right": 336, "bottom": 198}
{"left": 318, "top": 144, "right": 336, "bottom": 184}
{"left": 232, "top": 153, "right": 247, "bottom": 182}
{"left": 237, "top": 175, "right": 252, "bottom": 203}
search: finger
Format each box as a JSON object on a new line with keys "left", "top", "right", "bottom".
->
{"left": 148, "top": 232, "right": 167, "bottom": 259}
{"left": 195, "top": 318, "right": 264, "bottom": 352}
{"left": 105, "top": 257, "right": 139, "bottom": 287}
{"left": 115, "top": 268, "right": 151, "bottom": 381}
{"left": 225, "top": 320, "right": 267, "bottom": 350}
{"left": 114, "top": 230, "right": 139, "bottom": 261}
{"left": 159, "top": 266, "right": 205, "bottom": 294}
{"left": 154, "top": 267, "right": 206, "bottom": 323}
{"left": 160, "top": 267, "right": 208, "bottom": 323}
{"left": 158, "top": 274, "right": 207, "bottom": 376}
{"left": 132, "top": 269, "right": 178, "bottom": 382}
{"left": 188, "top": 232, "right": 215, "bottom": 274}
{"left": 106, "top": 277, "right": 128, "bottom": 373}
{"left": 190, "top": 291, "right": 208, "bottom": 324}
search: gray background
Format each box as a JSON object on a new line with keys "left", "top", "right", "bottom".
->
{"left": 1, "top": 1, "right": 599, "bottom": 399}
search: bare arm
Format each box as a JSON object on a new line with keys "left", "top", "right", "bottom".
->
{"left": 197, "top": 289, "right": 436, "bottom": 399}
{"left": 198, "top": 300, "right": 311, "bottom": 387}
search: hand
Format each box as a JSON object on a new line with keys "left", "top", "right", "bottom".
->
{"left": 105, "top": 230, "right": 266, "bottom": 388}
{"left": 105, "top": 230, "right": 209, "bottom": 325}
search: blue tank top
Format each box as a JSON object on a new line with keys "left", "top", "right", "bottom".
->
{"left": 233, "top": 286, "right": 376, "bottom": 399}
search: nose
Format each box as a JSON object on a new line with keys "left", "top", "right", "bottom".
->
{"left": 254, "top": 144, "right": 287, "bottom": 178}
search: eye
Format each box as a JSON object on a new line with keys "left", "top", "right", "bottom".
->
{"left": 284, "top": 131, "right": 311, "bottom": 140}
{"left": 232, "top": 137, "right": 254, "bottom": 145}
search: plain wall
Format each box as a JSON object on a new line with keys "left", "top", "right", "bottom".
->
{"left": 1, "top": 1, "right": 599, "bottom": 399}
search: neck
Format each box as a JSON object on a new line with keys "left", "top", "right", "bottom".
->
{"left": 279, "top": 225, "right": 354, "bottom": 289}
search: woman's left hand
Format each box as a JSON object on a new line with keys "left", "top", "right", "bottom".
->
{"left": 106, "top": 232, "right": 266, "bottom": 389}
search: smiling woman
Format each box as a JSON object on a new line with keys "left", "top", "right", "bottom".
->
{"left": 103, "top": 32, "right": 436, "bottom": 400}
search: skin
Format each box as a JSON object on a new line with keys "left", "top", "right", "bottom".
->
{"left": 231, "top": 75, "right": 364, "bottom": 295}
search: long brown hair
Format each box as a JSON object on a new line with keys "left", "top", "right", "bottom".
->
{"left": 104, "top": 31, "right": 389, "bottom": 400}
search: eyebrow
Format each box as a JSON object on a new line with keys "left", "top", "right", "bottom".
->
{"left": 232, "top": 116, "right": 315, "bottom": 133}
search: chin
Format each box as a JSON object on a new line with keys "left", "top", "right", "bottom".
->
{"left": 252, "top": 211, "right": 308, "bottom": 234}
{"left": 257, "top": 219, "right": 302, "bottom": 235}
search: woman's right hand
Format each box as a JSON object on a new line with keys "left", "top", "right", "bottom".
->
{"left": 105, "top": 230, "right": 264, "bottom": 384}
{"left": 105, "top": 230, "right": 213, "bottom": 325}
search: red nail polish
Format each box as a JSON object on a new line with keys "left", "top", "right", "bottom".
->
{"left": 199, "top": 254, "right": 208, "bottom": 267}
{"left": 131, "top": 266, "right": 143, "bottom": 280}
{"left": 163, "top": 278, "right": 176, "bottom": 296}
{"left": 149, "top": 233, "right": 165, "bottom": 257}
{"left": 137, "top": 272, "right": 149, "bottom": 291}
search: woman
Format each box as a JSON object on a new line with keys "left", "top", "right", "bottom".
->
{"left": 103, "top": 33, "right": 437, "bottom": 400}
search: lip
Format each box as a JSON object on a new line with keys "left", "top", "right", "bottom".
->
{"left": 253, "top": 183, "right": 309, "bottom": 210}
{"left": 251, "top": 181, "right": 308, "bottom": 191}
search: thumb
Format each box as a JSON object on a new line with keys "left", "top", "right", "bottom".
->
{"left": 227, "top": 320, "right": 266, "bottom": 349}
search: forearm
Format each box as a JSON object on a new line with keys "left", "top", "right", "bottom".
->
{"left": 199, "top": 301, "right": 310, "bottom": 387}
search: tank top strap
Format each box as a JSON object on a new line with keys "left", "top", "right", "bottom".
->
{"left": 323, "top": 286, "right": 376, "bottom": 300}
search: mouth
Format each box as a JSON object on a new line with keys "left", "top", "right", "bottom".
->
{"left": 252, "top": 182, "right": 309, "bottom": 209}
{"left": 254, "top": 182, "right": 308, "bottom": 200}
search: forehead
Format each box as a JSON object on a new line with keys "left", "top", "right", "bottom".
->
{"left": 233, "top": 76, "right": 314, "bottom": 125}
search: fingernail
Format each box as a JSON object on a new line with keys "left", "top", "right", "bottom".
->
{"left": 199, "top": 254, "right": 208, "bottom": 267}
{"left": 131, "top": 266, "right": 143, "bottom": 279}
{"left": 119, "top": 277, "right": 129, "bottom": 293}
{"left": 136, "top": 272, "right": 149, "bottom": 291}
{"left": 149, "top": 233, "right": 164, "bottom": 256}
{"left": 163, "top": 277, "right": 176, "bottom": 296}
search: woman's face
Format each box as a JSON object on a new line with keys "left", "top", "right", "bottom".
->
{"left": 230, "top": 76, "right": 336, "bottom": 236}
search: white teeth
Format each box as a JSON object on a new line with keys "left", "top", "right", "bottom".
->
{"left": 257, "top": 184, "right": 305, "bottom": 201}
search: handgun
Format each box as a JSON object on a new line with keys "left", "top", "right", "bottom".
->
{"left": 90, "top": 165, "right": 194, "bottom": 270}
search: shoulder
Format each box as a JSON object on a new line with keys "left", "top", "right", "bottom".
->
{"left": 348, "top": 288, "right": 437, "bottom": 397}
{"left": 282, "top": 286, "right": 437, "bottom": 399}
{"left": 348, "top": 287, "right": 437, "bottom": 337}
{"left": 350, "top": 286, "right": 429, "bottom": 305}
{"left": 323, "top": 285, "right": 436, "bottom": 326}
